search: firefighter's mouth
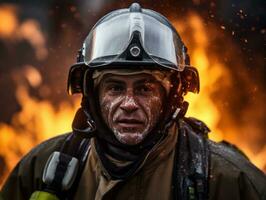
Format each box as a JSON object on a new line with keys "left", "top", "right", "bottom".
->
{"left": 116, "top": 118, "right": 144, "bottom": 126}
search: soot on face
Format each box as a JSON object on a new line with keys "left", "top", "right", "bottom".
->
{"left": 98, "top": 74, "right": 165, "bottom": 145}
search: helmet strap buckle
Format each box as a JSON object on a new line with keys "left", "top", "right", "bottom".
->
{"left": 72, "top": 108, "right": 96, "bottom": 138}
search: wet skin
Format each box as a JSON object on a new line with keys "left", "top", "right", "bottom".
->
{"left": 98, "top": 74, "right": 165, "bottom": 145}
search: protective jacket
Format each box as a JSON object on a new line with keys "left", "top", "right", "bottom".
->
{"left": 1, "top": 118, "right": 266, "bottom": 200}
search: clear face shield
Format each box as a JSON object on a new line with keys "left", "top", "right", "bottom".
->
{"left": 67, "top": 12, "right": 200, "bottom": 95}
{"left": 83, "top": 12, "right": 186, "bottom": 71}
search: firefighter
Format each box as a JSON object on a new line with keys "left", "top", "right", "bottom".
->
{"left": 1, "top": 3, "right": 266, "bottom": 200}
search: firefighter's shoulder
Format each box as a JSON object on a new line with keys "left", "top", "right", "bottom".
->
{"left": 208, "top": 140, "right": 266, "bottom": 200}
{"left": 1, "top": 133, "right": 70, "bottom": 199}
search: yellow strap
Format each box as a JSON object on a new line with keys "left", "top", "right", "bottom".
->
{"left": 29, "top": 191, "right": 59, "bottom": 200}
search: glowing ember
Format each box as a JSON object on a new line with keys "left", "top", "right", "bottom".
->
{"left": 24, "top": 65, "right": 43, "bottom": 88}
{"left": 0, "top": 5, "right": 18, "bottom": 38}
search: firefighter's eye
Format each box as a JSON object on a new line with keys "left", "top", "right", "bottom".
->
{"left": 135, "top": 85, "right": 152, "bottom": 95}
{"left": 107, "top": 84, "right": 124, "bottom": 93}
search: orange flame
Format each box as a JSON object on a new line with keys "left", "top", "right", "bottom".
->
{"left": 0, "top": 5, "right": 18, "bottom": 38}
{"left": 174, "top": 13, "right": 231, "bottom": 141}
{"left": 0, "top": 5, "right": 47, "bottom": 60}
{"left": 0, "top": 85, "right": 79, "bottom": 185}
{"left": 174, "top": 13, "right": 266, "bottom": 170}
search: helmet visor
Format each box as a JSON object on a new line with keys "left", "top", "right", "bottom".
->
{"left": 84, "top": 12, "right": 185, "bottom": 71}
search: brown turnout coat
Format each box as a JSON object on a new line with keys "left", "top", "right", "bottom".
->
{"left": 1, "top": 123, "right": 266, "bottom": 200}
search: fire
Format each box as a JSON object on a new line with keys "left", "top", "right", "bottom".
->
{"left": 0, "top": 5, "right": 78, "bottom": 185}
{"left": 0, "top": 5, "right": 47, "bottom": 60}
{"left": 174, "top": 13, "right": 266, "bottom": 170}
{"left": 0, "top": 84, "right": 79, "bottom": 185}
{"left": 18, "top": 20, "right": 48, "bottom": 60}
{"left": 0, "top": 7, "right": 265, "bottom": 188}
{"left": 0, "top": 5, "right": 18, "bottom": 38}
{"left": 174, "top": 13, "right": 231, "bottom": 142}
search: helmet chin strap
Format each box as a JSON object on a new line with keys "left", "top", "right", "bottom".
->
{"left": 162, "top": 101, "right": 189, "bottom": 133}
{"left": 72, "top": 107, "right": 97, "bottom": 138}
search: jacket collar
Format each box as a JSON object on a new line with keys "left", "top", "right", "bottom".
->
{"left": 91, "top": 122, "right": 178, "bottom": 180}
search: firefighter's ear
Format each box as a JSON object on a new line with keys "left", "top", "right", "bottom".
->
{"left": 181, "top": 66, "right": 200, "bottom": 94}
{"left": 67, "top": 64, "right": 86, "bottom": 95}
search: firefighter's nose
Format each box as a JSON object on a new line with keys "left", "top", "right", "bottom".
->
{"left": 120, "top": 95, "right": 138, "bottom": 113}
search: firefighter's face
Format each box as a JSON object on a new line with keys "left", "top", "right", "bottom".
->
{"left": 99, "top": 74, "right": 165, "bottom": 145}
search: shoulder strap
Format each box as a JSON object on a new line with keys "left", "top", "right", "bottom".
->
{"left": 41, "top": 133, "right": 91, "bottom": 199}
{"left": 63, "top": 134, "right": 91, "bottom": 200}
{"left": 172, "top": 117, "right": 210, "bottom": 200}
{"left": 41, "top": 108, "right": 95, "bottom": 199}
